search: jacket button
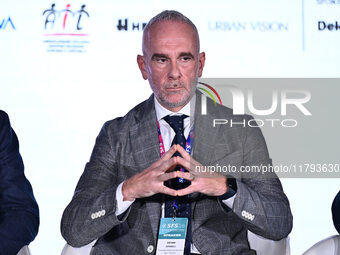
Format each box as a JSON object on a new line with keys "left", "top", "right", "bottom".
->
{"left": 147, "top": 245, "right": 154, "bottom": 253}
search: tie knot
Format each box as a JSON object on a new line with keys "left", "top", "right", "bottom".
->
{"left": 163, "top": 115, "right": 188, "bottom": 134}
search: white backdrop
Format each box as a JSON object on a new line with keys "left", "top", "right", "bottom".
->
{"left": 0, "top": 0, "right": 339, "bottom": 254}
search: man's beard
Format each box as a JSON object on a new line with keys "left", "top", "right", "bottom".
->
{"left": 157, "top": 79, "right": 197, "bottom": 109}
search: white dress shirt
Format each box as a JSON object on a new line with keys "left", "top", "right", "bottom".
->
{"left": 115, "top": 95, "right": 236, "bottom": 254}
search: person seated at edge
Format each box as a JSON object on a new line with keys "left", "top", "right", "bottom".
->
{"left": 332, "top": 191, "right": 340, "bottom": 234}
{"left": 0, "top": 110, "right": 39, "bottom": 255}
{"left": 61, "top": 10, "right": 293, "bottom": 255}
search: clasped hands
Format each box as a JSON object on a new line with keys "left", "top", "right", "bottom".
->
{"left": 122, "top": 145, "right": 228, "bottom": 201}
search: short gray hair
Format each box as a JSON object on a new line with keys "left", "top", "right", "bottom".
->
{"left": 142, "top": 10, "right": 200, "bottom": 53}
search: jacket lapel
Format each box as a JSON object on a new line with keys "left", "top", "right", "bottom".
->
{"left": 190, "top": 92, "right": 232, "bottom": 222}
{"left": 192, "top": 91, "right": 230, "bottom": 166}
{"left": 128, "top": 95, "right": 162, "bottom": 241}
{"left": 129, "top": 95, "right": 160, "bottom": 168}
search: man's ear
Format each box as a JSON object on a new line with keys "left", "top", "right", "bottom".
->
{"left": 137, "top": 55, "right": 148, "bottom": 80}
{"left": 198, "top": 52, "right": 206, "bottom": 77}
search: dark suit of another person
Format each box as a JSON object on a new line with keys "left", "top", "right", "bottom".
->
{"left": 0, "top": 110, "right": 39, "bottom": 255}
{"left": 332, "top": 191, "right": 340, "bottom": 234}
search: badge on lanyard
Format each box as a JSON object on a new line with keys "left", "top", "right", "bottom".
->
{"left": 156, "top": 218, "right": 188, "bottom": 255}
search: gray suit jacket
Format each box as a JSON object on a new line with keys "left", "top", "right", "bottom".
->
{"left": 61, "top": 92, "right": 293, "bottom": 255}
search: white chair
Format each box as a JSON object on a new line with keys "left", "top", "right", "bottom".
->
{"left": 61, "top": 240, "right": 97, "bottom": 255}
{"left": 17, "top": 246, "right": 31, "bottom": 255}
{"left": 303, "top": 235, "right": 340, "bottom": 255}
{"left": 61, "top": 232, "right": 290, "bottom": 255}
{"left": 248, "top": 231, "right": 290, "bottom": 255}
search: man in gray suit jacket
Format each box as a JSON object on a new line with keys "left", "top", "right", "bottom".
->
{"left": 61, "top": 10, "right": 292, "bottom": 255}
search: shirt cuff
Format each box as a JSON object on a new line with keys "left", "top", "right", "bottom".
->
{"left": 222, "top": 192, "right": 236, "bottom": 209}
{"left": 218, "top": 187, "right": 237, "bottom": 209}
{"left": 115, "top": 182, "right": 135, "bottom": 216}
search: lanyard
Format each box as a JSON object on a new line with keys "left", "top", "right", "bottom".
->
{"left": 156, "top": 120, "right": 193, "bottom": 162}
{"left": 157, "top": 120, "right": 193, "bottom": 219}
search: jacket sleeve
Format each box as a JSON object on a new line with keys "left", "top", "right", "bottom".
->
{"left": 61, "top": 121, "right": 132, "bottom": 247}
{"left": 220, "top": 115, "right": 293, "bottom": 241}
{"left": 0, "top": 111, "right": 39, "bottom": 255}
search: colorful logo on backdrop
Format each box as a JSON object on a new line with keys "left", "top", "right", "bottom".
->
{"left": 42, "top": 3, "right": 90, "bottom": 53}
{"left": 0, "top": 17, "right": 15, "bottom": 31}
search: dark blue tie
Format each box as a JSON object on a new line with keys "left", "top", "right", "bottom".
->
{"left": 163, "top": 115, "right": 191, "bottom": 255}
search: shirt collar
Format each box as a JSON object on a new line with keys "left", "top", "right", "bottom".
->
{"left": 154, "top": 94, "right": 195, "bottom": 122}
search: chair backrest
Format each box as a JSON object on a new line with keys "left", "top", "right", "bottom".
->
{"left": 17, "top": 246, "right": 31, "bottom": 255}
{"left": 61, "top": 240, "right": 97, "bottom": 255}
{"left": 248, "top": 231, "right": 290, "bottom": 255}
{"left": 303, "top": 235, "right": 340, "bottom": 255}
{"left": 61, "top": 233, "right": 290, "bottom": 255}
